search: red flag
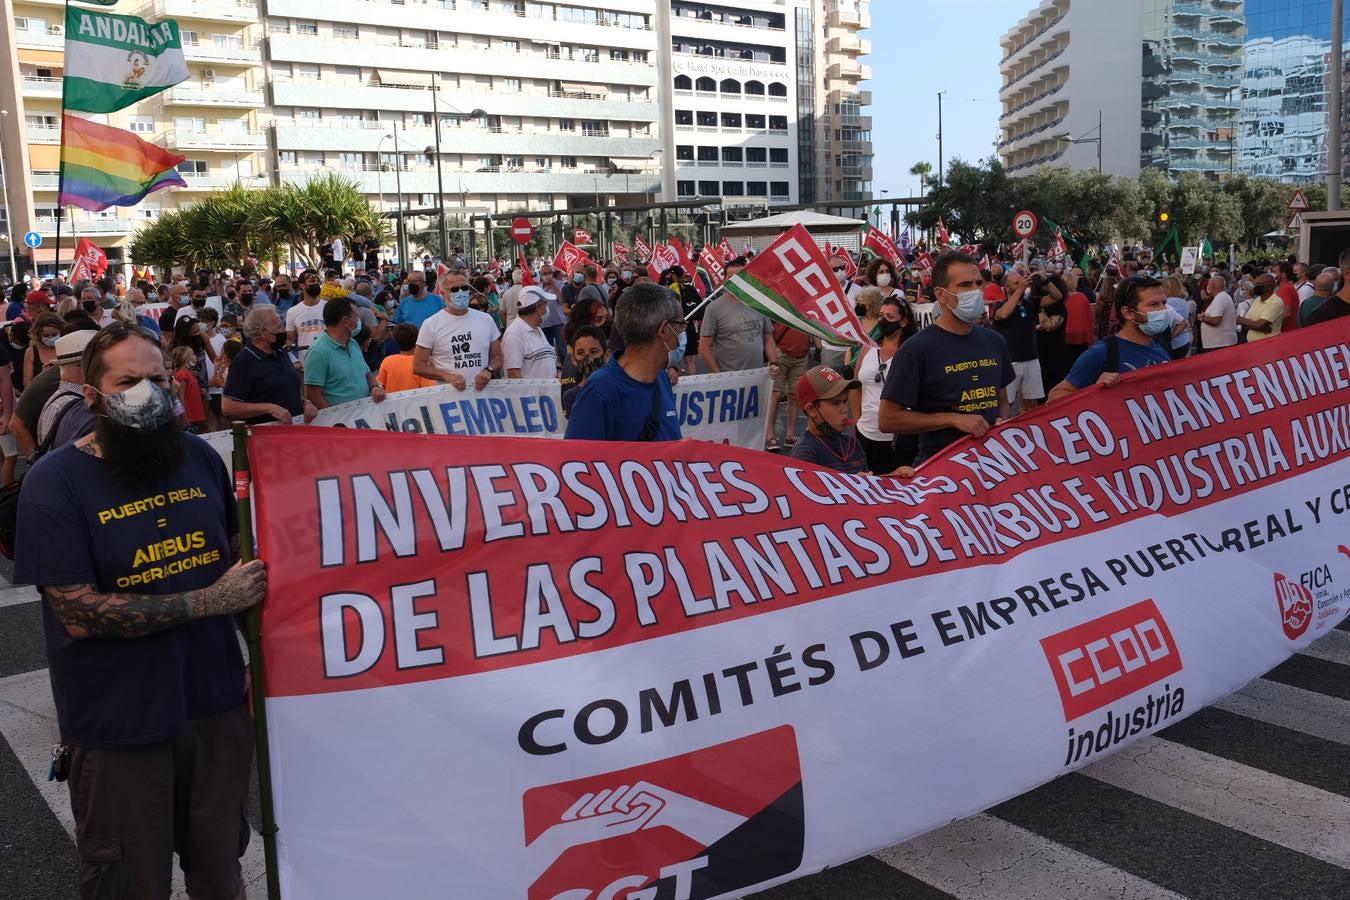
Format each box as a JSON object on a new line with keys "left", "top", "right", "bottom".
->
{"left": 958, "top": 243, "right": 979, "bottom": 256}
{"left": 697, "top": 244, "right": 726, "bottom": 290}
{"left": 551, "top": 240, "right": 594, "bottom": 273}
{"left": 517, "top": 249, "right": 536, "bottom": 286}
{"left": 668, "top": 237, "right": 705, "bottom": 297}
{"left": 980, "top": 254, "right": 993, "bottom": 272}
{"left": 824, "top": 242, "right": 857, "bottom": 282}
{"left": 913, "top": 251, "right": 935, "bottom": 271}
{"left": 573, "top": 228, "right": 594, "bottom": 245}
{"left": 436, "top": 262, "right": 450, "bottom": 278}
{"left": 633, "top": 233, "right": 653, "bottom": 263}
{"left": 1050, "top": 229, "right": 1069, "bottom": 260}
{"left": 645, "top": 243, "right": 680, "bottom": 282}
{"left": 488, "top": 261, "right": 503, "bottom": 280}
{"left": 719, "top": 237, "right": 736, "bottom": 262}
{"left": 70, "top": 238, "right": 107, "bottom": 284}
{"left": 722, "top": 224, "right": 872, "bottom": 348}
{"left": 937, "top": 218, "right": 951, "bottom": 247}
{"left": 612, "top": 241, "right": 630, "bottom": 259}
{"left": 861, "top": 225, "right": 902, "bottom": 267}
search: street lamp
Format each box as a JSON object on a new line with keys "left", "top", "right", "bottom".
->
{"left": 426, "top": 72, "right": 486, "bottom": 262}
{"left": 0, "top": 110, "right": 17, "bottom": 283}
{"left": 1058, "top": 110, "right": 1103, "bottom": 173}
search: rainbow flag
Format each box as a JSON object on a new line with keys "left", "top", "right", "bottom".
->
{"left": 59, "top": 114, "right": 185, "bottom": 212}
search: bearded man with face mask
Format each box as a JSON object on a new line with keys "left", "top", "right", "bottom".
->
{"left": 878, "top": 252, "right": 1014, "bottom": 465}
{"left": 14, "top": 322, "right": 268, "bottom": 900}
{"left": 1047, "top": 274, "right": 1174, "bottom": 404}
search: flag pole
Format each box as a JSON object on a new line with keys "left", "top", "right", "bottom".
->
{"left": 54, "top": 1, "right": 69, "bottom": 280}
{"left": 231, "top": 422, "right": 283, "bottom": 900}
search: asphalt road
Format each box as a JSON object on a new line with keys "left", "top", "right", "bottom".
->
{"left": 2, "top": 572, "right": 1348, "bottom": 899}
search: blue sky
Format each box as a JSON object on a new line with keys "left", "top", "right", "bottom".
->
{"left": 865, "top": 0, "right": 1014, "bottom": 198}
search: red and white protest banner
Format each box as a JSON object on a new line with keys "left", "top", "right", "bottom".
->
{"left": 552, "top": 240, "right": 592, "bottom": 273}
{"left": 248, "top": 324, "right": 1350, "bottom": 899}
{"left": 697, "top": 244, "right": 726, "bottom": 290}
{"left": 719, "top": 237, "right": 736, "bottom": 262}
{"left": 574, "top": 228, "right": 594, "bottom": 245}
{"left": 69, "top": 237, "right": 107, "bottom": 284}
{"left": 912, "top": 250, "right": 935, "bottom": 271}
{"left": 612, "top": 241, "right": 630, "bottom": 259}
{"left": 725, "top": 225, "right": 871, "bottom": 349}
{"left": 633, "top": 233, "right": 653, "bottom": 263}
{"left": 861, "top": 225, "right": 901, "bottom": 267}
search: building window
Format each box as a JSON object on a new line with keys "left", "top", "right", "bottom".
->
{"left": 279, "top": 150, "right": 297, "bottom": 165}
{"left": 696, "top": 146, "right": 718, "bottom": 162}
{"left": 180, "top": 160, "right": 209, "bottom": 175}
{"left": 771, "top": 181, "right": 790, "bottom": 197}
{"left": 559, "top": 119, "right": 575, "bottom": 132}
{"left": 698, "top": 180, "right": 718, "bottom": 195}
{"left": 560, "top": 156, "right": 577, "bottom": 168}
{"left": 769, "top": 148, "right": 788, "bottom": 163}
{"left": 747, "top": 181, "right": 767, "bottom": 196}
{"left": 501, "top": 39, "right": 519, "bottom": 53}
{"left": 677, "top": 180, "right": 695, "bottom": 196}
{"left": 128, "top": 116, "right": 155, "bottom": 134}
{"left": 503, "top": 77, "right": 520, "bottom": 92}
{"left": 334, "top": 24, "right": 359, "bottom": 40}
{"left": 299, "top": 108, "right": 321, "bottom": 120}
{"left": 674, "top": 75, "right": 692, "bottom": 91}
{"left": 721, "top": 147, "right": 743, "bottom": 163}
{"left": 675, "top": 110, "right": 693, "bottom": 126}
{"left": 676, "top": 145, "right": 695, "bottom": 161}
{"left": 722, "top": 181, "right": 744, "bottom": 196}
{"left": 747, "top": 114, "right": 766, "bottom": 130}
{"left": 746, "top": 147, "right": 767, "bottom": 164}
{"left": 335, "top": 65, "right": 361, "bottom": 79}
{"left": 295, "top": 20, "right": 317, "bottom": 35}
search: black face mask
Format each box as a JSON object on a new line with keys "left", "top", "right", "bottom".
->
{"left": 854, "top": 303, "right": 867, "bottom": 317}
{"left": 304, "top": 283, "right": 322, "bottom": 298}
{"left": 271, "top": 332, "right": 287, "bottom": 352}
{"left": 274, "top": 289, "right": 291, "bottom": 301}
{"left": 82, "top": 301, "right": 98, "bottom": 314}
{"left": 407, "top": 283, "right": 422, "bottom": 295}
{"left": 877, "top": 318, "right": 903, "bottom": 339}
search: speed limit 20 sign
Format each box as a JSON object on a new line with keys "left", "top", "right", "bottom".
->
{"left": 1013, "top": 210, "right": 1038, "bottom": 238}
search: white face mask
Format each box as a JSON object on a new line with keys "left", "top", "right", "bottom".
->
{"left": 876, "top": 273, "right": 893, "bottom": 287}
{"left": 945, "top": 288, "right": 986, "bottom": 324}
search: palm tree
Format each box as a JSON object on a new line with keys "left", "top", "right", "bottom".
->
{"left": 909, "top": 161, "right": 933, "bottom": 197}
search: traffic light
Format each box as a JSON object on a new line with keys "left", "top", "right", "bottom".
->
{"left": 1159, "top": 212, "right": 1170, "bottom": 223}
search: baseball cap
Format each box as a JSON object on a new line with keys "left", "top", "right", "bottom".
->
{"left": 796, "top": 365, "right": 860, "bottom": 408}
{"left": 517, "top": 285, "right": 554, "bottom": 311}
{"left": 25, "top": 290, "right": 52, "bottom": 307}
{"left": 55, "top": 329, "right": 97, "bottom": 365}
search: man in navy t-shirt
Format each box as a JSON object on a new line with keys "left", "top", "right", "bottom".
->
{"left": 15, "top": 323, "right": 268, "bottom": 900}
{"left": 565, "top": 283, "right": 683, "bottom": 442}
{"left": 1048, "top": 274, "right": 1173, "bottom": 403}
{"left": 879, "top": 252, "right": 1014, "bottom": 464}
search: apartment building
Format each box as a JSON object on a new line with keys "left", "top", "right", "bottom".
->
{"left": 999, "top": 0, "right": 1345, "bottom": 184}
{"left": 0, "top": 0, "right": 871, "bottom": 277}
{"left": 1, "top": 0, "right": 264, "bottom": 275}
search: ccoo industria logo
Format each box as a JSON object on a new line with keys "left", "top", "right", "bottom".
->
{"left": 1274, "top": 571, "right": 1315, "bottom": 640}
{"left": 522, "top": 726, "right": 804, "bottom": 900}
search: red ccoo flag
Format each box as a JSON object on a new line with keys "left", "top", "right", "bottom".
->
{"left": 646, "top": 242, "right": 679, "bottom": 282}
{"left": 517, "top": 249, "right": 536, "bottom": 286}
{"left": 825, "top": 242, "right": 858, "bottom": 281}
{"left": 573, "top": 228, "right": 594, "bottom": 245}
{"left": 633, "top": 233, "right": 653, "bottom": 263}
{"left": 697, "top": 243, "right": 727, "bottom": 289}
{"left": 723, "top": 224, "right": 873, "bottom": 349}
{"left": 719, "top": 237, "right": 736, "bottom": 262}
{"left": 552, "top": 240, "right": 594, "bottom": 273}
{"left": 612, "top": 241, "right": 630, "bottom": 259}
{"left": 668, "top": 237, "right": 705, "bottom": 296}
{"left": 861, "top": 225, "right": 902, "bottom": 267}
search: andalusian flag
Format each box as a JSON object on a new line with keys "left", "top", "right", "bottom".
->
{"left": 64, "top": 6, "right": 188, "bottom": 113}
{"left": 725, "top": 225, "right": 872, "bottom": 349}
{"left": 60, "top": 115, "right": 186, "bottom": 212}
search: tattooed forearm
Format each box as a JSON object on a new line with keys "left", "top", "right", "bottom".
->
{"left": 44, "top": 584, "right": 199, "bottom": 639}
{"left": 46, "top": 563, "right": 266, "bottom": 639}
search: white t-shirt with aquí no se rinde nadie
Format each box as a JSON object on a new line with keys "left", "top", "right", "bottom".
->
{"left": 415, "top": 307, "right": 500, "bottom": 375}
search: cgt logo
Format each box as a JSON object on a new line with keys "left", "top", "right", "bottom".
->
{"left": 522, "top": 726, "right": 803, "bottom": 900}
{"left": 1275, "top": 572, "right": 1314, "bottom": 640}
{"left": 1040, "top": 599, "right": 1183, "bottom": 721}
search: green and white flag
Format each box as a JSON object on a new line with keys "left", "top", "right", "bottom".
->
{"left": 64, "top": 6, "right": 189, "bottom": 114}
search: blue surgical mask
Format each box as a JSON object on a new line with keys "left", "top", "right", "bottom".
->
{"left": 948, "top": 288, "right": 986, "bottom": 324}
{"left": 449, "top": 290, "right": 471, "bottom": 310}
{"left": 351, "top": 316, "right": 363, "bottom": 337}
{"left": 572, "top": 272, "right": 585, "bottom": 284}
{"left": 1139, "top": 309, "right": 1170, "bottom": 336}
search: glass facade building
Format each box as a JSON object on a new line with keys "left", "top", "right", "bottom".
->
{"left": 1142, "top": 0, "right": 1348, "bottom": 182}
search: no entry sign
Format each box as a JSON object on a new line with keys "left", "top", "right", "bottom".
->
{"left": 510, "top": 218, "right": 535, "bottom": 245}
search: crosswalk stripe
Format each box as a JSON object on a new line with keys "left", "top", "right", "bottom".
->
{"left": 1261, "top": 654, "right": 1350, "bottom": 702}
{"left": 872, "top": 813, "right": 1185, "bottom": 899}
{"left": 1083, "top": 736, "right": 1350, "bottom": 868}
{"left": 1215, "top": 678, "right": 1350, "bottom": 747}
{"left": 1297, "top": 628, "right": 1350, "bottom": 667}
{"left": 990, "top": 773, "right": 1350, "bottom": 900}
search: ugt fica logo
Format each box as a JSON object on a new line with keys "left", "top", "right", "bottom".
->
{"left": 522, "top": 726, "right": 803, "bottom": 900}
{"left": 1274, "top": 572, "right": 1314, "bottom": 640}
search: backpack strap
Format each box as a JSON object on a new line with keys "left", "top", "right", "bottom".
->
{"left": 637, "top": 377, "right": 666, "bottom": 442}
{"left": 1104, "top": 334, "right": 1120, "bottom": 374}
{"left": 33, "top": 394, "right": 82, "bottom": 462}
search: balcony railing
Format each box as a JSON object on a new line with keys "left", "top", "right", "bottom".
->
{"left": 1000, "top": 12, "right": 1065, "bottom": 64}
{"left": 26, "top": 124, "right": 62, "bottom": 142}
{"left": 21, "top": 75, "right": 62, "bottom": 96}
{"left": 13, "top": 24, "right": 62, "bottom": 48}
{"left": 164, "top": 129, "right": 267, "bottom": 150}
{"left": 151, "top": 0, "right": 257, "bottom": 21}
{"left": 34, "top": 217, "right": 140, "bottom": 234}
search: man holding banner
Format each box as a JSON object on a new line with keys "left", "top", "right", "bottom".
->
{"left": 15, "top": 323, "right": 267, "bottom": 900}
{"left": 879, "top": 252, "right": 1013, "bottom": 464}
{"left": 565, "top": 283, "right": 682, "bottom": 442}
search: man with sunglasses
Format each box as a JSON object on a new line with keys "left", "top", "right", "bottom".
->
{"left": 1047, "top": 274, "right": 1173, "bottom": 403}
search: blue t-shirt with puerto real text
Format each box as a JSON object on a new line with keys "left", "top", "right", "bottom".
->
{"left": 1065, "top": 335, "right": 1171, "bottom": 389}
{"left": 564, "top": 357, "right": 681, "bottom": 442}
{"left": 881, "top": 323, "right": 1014, "bottom": 464}
{"left": 15, "top": 436, "right": 243, "bottom": 748}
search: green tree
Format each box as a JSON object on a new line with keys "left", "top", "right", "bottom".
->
{"left": 909, "top": 160, "right": 933, "bottom": 197}
{"left": 904, "top": 157, "right": 1016, "bottom": 243}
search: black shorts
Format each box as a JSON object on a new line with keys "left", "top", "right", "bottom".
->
{"left": 68, "top": 704, "right": 253, "bottom": 900}
{"left": 208, "top": 395, "right": 223, "bottom": 418}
